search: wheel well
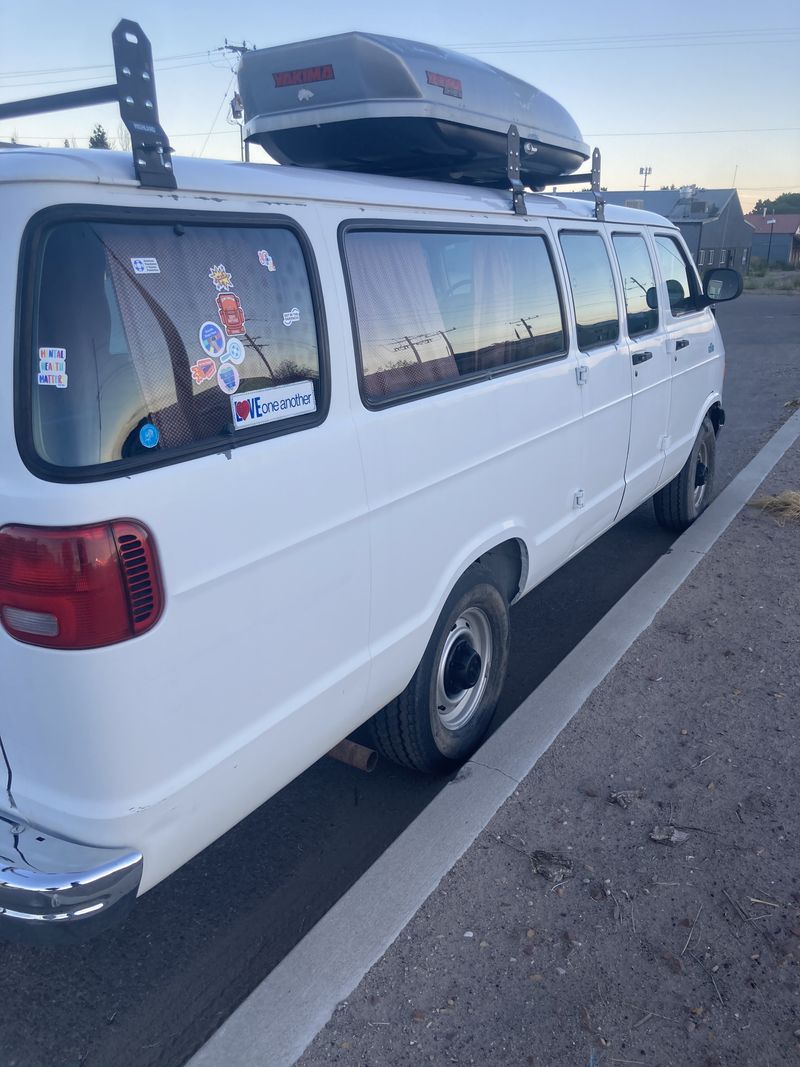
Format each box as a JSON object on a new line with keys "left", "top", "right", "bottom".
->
{"left": 707, "top": 402, "right": 725, "bottom": 436}
{"left": 476, "top": 539, "right": 527, "bottom": 604}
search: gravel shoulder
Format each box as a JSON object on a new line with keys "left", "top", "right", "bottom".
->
{"left": 298, "top": 441, "right": 800, "bottom": 1067}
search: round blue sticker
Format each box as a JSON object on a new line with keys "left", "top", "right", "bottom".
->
{"left": 139, "top": 423, "right": 160, "bottom": 449}
{"left": 199, "top": 320, "right": 226, "bottom": 357}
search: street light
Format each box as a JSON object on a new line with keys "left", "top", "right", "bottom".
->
{"left": 766, "top": 217, "right": 777, "bottom": 265}
{"left": 639, "top": 166, "right": 652, "bottom": 193}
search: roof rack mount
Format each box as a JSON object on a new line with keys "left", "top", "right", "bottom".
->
{"left": 529, "top": 147, "right": 604, "bottom": 221}
{"left": 0, "top": 19, "right": 175, "bottom": 190}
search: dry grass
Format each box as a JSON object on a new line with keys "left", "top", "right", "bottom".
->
{"left": 748, "top": 490, "right": 800, "bottom": 524}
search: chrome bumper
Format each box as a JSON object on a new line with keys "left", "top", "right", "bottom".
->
{"left": 0, "top": 813, "right": 142, "bottom": 944}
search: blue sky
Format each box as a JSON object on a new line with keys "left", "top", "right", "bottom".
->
{"left": 1, "top": 0, "right": 798, "bottom": 210}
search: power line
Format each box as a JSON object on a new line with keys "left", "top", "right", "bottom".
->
{"left": 586, "top": 126, "right": 800, "bottom": 137}
{"left": 0, "top": 49, "right": 216, "bottom": 80}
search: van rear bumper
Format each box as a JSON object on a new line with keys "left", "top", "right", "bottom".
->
{"left": 0, "top": 813, "right": 142, "bottom": 944}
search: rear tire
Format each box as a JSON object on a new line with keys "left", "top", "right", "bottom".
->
{"left": 654, "top": 416, "right": 716, "bottom": 532}
{"left": 368, "top": 564, "right": 510, "bottom": 773}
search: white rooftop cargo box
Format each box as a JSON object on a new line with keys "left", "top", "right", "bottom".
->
{"left": 238, "top": 32, "right": 590, "bottom": 188}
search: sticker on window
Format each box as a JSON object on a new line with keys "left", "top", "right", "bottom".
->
{"left": 282, "top": 307, "right": 300, "bottom": 327}
{"left": 231, "top": 380, "right": 316, "bottom": 429}
{"left": 139, "top": 423, "right": 160, "bottom": 449}
{"left": 199, "top": 321, "right": 226, "bottom": 357}
{"left": 208, "top": 264, "right": 233, "bottom": 292}
{"left": 190, "top": 357, "right": 218, "bottom": 384}
{"left": 221, "top": 338, "right": 245, "bottom": 365}
{"left": 257, "top": 249, "right": 277, "bottom": 271}
{"left": 37, "top": 346, "right": 68, "bottom": 388}
{"left": 216, "top": 293, "right": 246, "bottom": 336}
{"left": 131, "top": 257, "right": 160, "bottom": 274}
{"left": 217, "top": 363, "right": 240, "bottom": 395}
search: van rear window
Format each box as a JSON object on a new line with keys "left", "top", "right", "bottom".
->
{"left": 344, "top": 229, "right": 565, "bottom": 405}
{"left": 24, "top": 217, "right": 323, "bottom": 477}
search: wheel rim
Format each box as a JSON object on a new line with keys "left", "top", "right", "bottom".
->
{"left": 693, "top": 440, "right": 709, "bottom": 509}
{"left": 435, "top": 607, "right": 493, "bottom": 732}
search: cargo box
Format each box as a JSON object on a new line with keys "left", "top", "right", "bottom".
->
{"left": 238, "top": 32, "right": 589, "bottom": 187}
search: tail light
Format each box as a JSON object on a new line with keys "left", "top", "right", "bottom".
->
{"left": 0, "top": 521, "right": 163, "bottom": 650}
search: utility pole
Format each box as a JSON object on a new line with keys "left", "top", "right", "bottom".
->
{"left": 222, "top": 40, "right": 253, "bottom": 162}
{"left": 639, "top": 166, "right": 652, "bottom": 193}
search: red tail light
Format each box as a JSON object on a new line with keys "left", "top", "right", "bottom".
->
{"left": 0, "top": 521, "right": 163, "bottom": 650}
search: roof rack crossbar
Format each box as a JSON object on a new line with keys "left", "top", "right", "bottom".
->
{"left": 532, "top": 147, "right": 605, "bottom": 220}
{"left": 0, "top": 19, "right": 176, "bottom": 191}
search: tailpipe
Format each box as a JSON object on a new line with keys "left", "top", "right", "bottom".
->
{"left": 327, "top": 739, "right": 378, "bottom": 773}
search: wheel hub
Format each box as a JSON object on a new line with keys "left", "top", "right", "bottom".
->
{"left": 444, "top": 639, "right": 482, "bottom": 696}
{"left": 695, "top": 462, "right": 708, "bottom": 487}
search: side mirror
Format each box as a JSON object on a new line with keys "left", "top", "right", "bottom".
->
{"left": 703, "top": 267, "right": 742, "bottom": 303}
{"left": 645, "top": 286, "right": 658, "bottom": 310}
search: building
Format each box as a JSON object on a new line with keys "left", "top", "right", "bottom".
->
{"left": 745, "top": 213, "right": 800, "bottom": 267}
{"left": 561, "top": 187, "right": 753, "bottom": 272}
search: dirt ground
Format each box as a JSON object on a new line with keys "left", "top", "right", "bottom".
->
{"left": 299, "top": 445, "right": 800, "bottom": 1066}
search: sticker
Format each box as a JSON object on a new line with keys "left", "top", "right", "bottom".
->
{"left": 199, "top": 321, "right": 226, "bottom": 356}
{"left": 191, "top": 357, "right": 218, "bottom": 384}
{"left": 131, "top": 257, "right": 160, "bottom": 274}
{"left": 208, "top": 264, "right": 233, "bottom": 292}
{"left": 139, "top": 423, "right": 160, "bottom": 449}
{"left": 298, "top": 89, "right": 314, "bottom": 102}
{"left": 426, "top": 70, "right": 463, "bottom": 99}
{"left": 39, "top": 347, "right": 67, "bottom": 374}
{"left": 216, "top": 293, "right": 246, "bottom": 336}
{"left": 282, "top": 307, "right": 300, "bottom": 327}
{"left": 221, "top": 338, "right": 245, "bottom": 365}
{"left": 37, "top": 371, "right": 68, "bottom": 388}
{"left": 217, "top": 363, "right": 241, "bottom": 395}
{"left": 257, "top": 249, "right": 277, "bottom": 271}
{"left": 232, "top": 380, "right": 316, "bottom": 429}
{"left": 272, "top": 64, "right": 334, "bottom": 88}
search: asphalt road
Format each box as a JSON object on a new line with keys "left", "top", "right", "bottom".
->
{"left": 2, "top": 294, "right": 798, "bottom": 1067}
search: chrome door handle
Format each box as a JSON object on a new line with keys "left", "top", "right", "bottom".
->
{"left": 631, "top": 350, "right": 653, "bottom": 365}
{"left": 675, "top": 339, "right": 690, "bottom": 350}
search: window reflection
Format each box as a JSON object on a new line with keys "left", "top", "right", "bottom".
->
{"left": 612, "top": 234, "right": 658, "bottom": 337}
{"left": 559, "top": 232, "right": 620, "bottom": 350}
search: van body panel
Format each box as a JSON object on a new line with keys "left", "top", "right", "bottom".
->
{"left": 0, "top": 150, "right": 731, "bottom": 928}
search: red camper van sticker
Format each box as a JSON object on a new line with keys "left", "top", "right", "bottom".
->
{"left": 216, "top": 293, "right": 246, "bottom": 336}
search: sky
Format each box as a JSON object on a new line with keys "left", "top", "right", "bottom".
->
{"left": 1, "top": 0, "right": 798, "bottom": 211}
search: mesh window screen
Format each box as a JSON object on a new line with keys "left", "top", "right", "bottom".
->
{"left": 30, "top": 218, "right": 322, "bottom": 472}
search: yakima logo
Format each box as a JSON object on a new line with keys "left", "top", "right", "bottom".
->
{"left": 273, "top": 65, "right": 335, "bottom": 88}
{"left": 426, "top": 70, "right": 462, "bottom": 99}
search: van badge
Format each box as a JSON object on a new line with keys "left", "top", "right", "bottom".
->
{"left": 231, "top": 381, "right": 316, "bottom": 429}
{"left": 216, "top": 293, "right": 247, "bottom": 336}
{"left": 199, "top": 321, "right": 226, "bottom": 356}
{"left": 131, "top": 257, "right": 160, "bottom": 274}
{"left": 217, "top": 363, "right": 241, "bottom": 395}
{"left": 190, "top": 357, "right": 218, "bottom": 384}
{"left": 257, "top": 249, "right": 277, "bottom": 271}
{"left": 282, "top": 307, "right": 300, "bottom": 327}
{"left": 208, "top": 264, "right": 233, "bottom": 292}
{"left": 298, "top": 89, "right": 314, "bottom": 102}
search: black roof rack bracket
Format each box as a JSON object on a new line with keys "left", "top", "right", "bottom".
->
{"left": 506, "top": 125, "right": 527, "bottom": 215}
{"left": 112, "top": 20, "right": 175, "bottom": 189}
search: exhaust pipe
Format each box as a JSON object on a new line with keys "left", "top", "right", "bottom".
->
{"left": 327, "top": 739, "right": 378, "bottom": 773}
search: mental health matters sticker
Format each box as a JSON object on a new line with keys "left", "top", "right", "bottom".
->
{"left": 231, "top": 380, "right": 316, "bottom": 430}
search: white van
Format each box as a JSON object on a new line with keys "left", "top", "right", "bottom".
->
{"left": 0, "top": 25, "right": 742, "bottom": 941}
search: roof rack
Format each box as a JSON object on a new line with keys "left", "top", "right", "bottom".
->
{"left": 522, "top": 145, "right": 604, "bottom": 221}
{"left": 0, "top": 19, "right": 175, "bottom": 190}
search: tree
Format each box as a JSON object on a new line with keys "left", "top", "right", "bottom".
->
{"left": 116, "top": 123, "right": 131, "bottom": 152}
{"left": 89, "top": 124, "right": 110, "bottom": 149}
{"left": 753, "top": 192, "right": 800, "bottom": 215}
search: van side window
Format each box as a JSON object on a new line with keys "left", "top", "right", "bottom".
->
{"left": 344, "top": 230, "right": 565, "bottom": 404}
{"left": 655, "top": 234, "right": 701, "bottom": 316}
{"left": 559, "top": 232, "right": 620, "bottom": 350}
{"left": 611, "top": 233, "right": 659, "bottom": 337}
{"left": 25, "top": 217, "right": 324, "bottom": 476}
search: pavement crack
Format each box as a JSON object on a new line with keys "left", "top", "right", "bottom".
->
{"left": 468, "top": 757, "right": 521, "bottom": 786}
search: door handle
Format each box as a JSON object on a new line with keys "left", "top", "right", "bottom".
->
{"left": 675, "top": 339, "right": 690, "bottom": 350}
{"left": 631, "top": 350, "right": 653, "bottom": 365}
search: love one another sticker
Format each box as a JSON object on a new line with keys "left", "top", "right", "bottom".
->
{"left": 231, "top": 380, "right": 316, "bottom": 429}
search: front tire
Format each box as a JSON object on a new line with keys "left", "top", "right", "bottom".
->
{"left": 368, "top": 565, "right": 510, "bottom": 773}
{"left": 654, "top": 415, "right": 716, "bottom": 532}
